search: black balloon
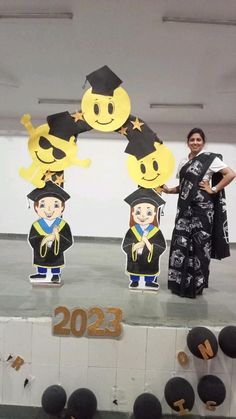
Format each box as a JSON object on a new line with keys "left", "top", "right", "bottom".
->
{"left": 187, "top": 326, "right": 218, "bottom": 359}
{"left": 164, "top": 377, "right": 195, "bottom": 412}
{"left": 198, "top": 375, "right": 226, "bottom": 406}
{"left": 67, "top": 388, "right": 97, "bottom": 419}
{"left": 219, "top": 325, "right": 236, "bottom": 358}
{"left": 41, "top": 384, "right": 67, "bottom": 415}
{"left": 133, "top": 393, "right": 162, "bottom": 419}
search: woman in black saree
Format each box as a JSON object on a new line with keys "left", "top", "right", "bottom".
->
{"left": 163, "top": 128, "right": 235, "bottom": 298}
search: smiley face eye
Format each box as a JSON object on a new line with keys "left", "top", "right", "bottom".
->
{"left": 140, "top": 163, "right": 146, "bottom": 174}
{"left": 94, "top": 103, "right": 100, "bottom": 115}
{"left": 147, "top": 210, "right": 153, "bottom": 216}
{"left": 135, "top": 209, "right": 141, "bottom": 216}
{"left": 153, "top": 160, "right": 158, "bottom": 171}
{"left": 108, "top": 102, "right": 114, "bottom": 114}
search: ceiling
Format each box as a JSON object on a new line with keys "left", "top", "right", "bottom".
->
{"left": 1, "top": 0, "right": 236, "bottom": 133}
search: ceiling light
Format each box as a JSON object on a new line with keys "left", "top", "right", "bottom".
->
{"left": 38, "top": 98, "right": 81, "bottom": 105}
{"left": 162, "top": 16, "right": 236, "bottom": 26}
{"left": 150, "top": 103, "right": 204, "bottom": 109}
{"left": 0, "top": 12, "right": 73, "bottom": 19}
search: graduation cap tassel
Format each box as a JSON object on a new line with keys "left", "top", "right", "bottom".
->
{"left": 82, "top": 79, "right": 88, "bottom": 90}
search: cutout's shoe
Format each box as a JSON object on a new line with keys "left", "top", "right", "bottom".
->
{"left": 51, "top": 274, "right": 61, "bottom": 283}
{"left": 30, "top": 273, "right": 46, "bottom": 279}
{"left": 145, "top": 282, "right": 160, "bottom": 289}
{"left": 130, "top": 281, "right": 139, "bottom": 288}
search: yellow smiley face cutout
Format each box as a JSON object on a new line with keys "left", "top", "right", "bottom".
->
{"left": 127, "top": 142, "right": 175, "bottom": 188}
{"left": 19, "top": 114, "right": 90, "bottom": 188}
{"left": 27, "top": 123, "right": 80, "bottom": 171}
{"left": 81, "top": 86, "right": 131, "bottom": 132}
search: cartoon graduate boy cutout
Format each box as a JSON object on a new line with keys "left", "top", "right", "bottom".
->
{"left": 122, "top": 187, "right": 166, "bottom": 290}
{"left": 27, "top": 181, "right": 73, "bottom": 284}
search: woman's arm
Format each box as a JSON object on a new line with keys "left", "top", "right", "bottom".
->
{"left": 199, "top": 167, "right": 236, "bottom": 194}
{"left": 161, "top": 184, "right": 180, "bottom": 194}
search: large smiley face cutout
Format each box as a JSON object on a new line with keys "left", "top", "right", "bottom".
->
{"left": 127, "top": 142, "right": 175, "bottom": 188}
{"left": 81, "top": 86, "right": 131, "bottom": 132}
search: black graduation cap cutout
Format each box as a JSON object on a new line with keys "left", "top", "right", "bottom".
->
{"left": 124, "top": 187, "right": 165, "bottom": 208}
{"left": 120, "top": 115, "right": 161, "bottom": 160}
{"left": 86, "top": 65, "right": 122, "bottom": 96}
{"left": 27, "top": 181, "right": 70, "bottom": 202}
{"left": 47, "top": 111, "right": 80, "bottom": 141}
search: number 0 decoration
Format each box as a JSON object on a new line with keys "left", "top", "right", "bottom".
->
{"left": 52, "top": 306, "right": 123, "bottom": 338}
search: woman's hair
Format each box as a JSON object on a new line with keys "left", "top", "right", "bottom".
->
{"left": 129, "top": 207, "right": 158, "bottom": 227}
{"left": 187, "top": 127, "right": 206, "bottom": 143}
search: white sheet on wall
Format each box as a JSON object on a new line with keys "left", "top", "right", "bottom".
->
{"left": 1, "top": 134, "right": 236, "bottom": 241}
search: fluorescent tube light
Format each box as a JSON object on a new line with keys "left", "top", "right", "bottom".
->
{"left": 0, "top": 12, "right": 73, "bottom": 19}
{"left": 162, "top": 16, "right": 236, "bottom": 26}
{"left": 150, "top": 103, "right": 204, "bottom": 109}
{"left": 38, "top": 98, "right": 81, "bottom": 105}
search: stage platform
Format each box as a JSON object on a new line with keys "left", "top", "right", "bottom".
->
{"left": 0, "top": 237, "right": 236, "bottom": 417}
{"left": 0, "top": 237, "right": 235, "bottom": 327}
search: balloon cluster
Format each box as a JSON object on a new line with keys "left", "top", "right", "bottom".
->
{"left": 41, "top": 326, "right": 236, "bottom": 418}
{"left": 41, "top": 386, "right": 97, "bottom": 419}
{"left": 164, "top": 324, "right": 236, "bottom": 414}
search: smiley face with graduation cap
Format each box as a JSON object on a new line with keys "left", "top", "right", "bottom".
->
{"left": 80, "top": 65, "right": 175, "bottom": 188}
{"left": 81, "top": 65, "right": 131, "bottom": 132}
{"left": 19, "top": 112, "right": 91, "bottom": 188}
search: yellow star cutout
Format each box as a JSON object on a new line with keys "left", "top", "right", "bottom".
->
{"left": 44, "top": 170, "right": 55, "bottom": 182}
{"left": 131, "top": 117, "right": 144, "bottom": 132}
{"left": 118, "top": 126, "right": 128, "bottom": 136}
{"left": 54, "top": 174, "right": 64, "bottom": 186}
{"left": 71, "top": 111, "right": 84, "bottom": 122}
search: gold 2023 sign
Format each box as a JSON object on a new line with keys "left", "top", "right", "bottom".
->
{"left": 52, "top": 306, "right": 123, "bottom": 338}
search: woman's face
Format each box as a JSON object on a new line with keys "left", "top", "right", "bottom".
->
{"left": 187, "top": 133, "right": 204, "bottom": 155}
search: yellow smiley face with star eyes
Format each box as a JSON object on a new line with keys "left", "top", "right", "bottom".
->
{"left": 81, "top": 86, "right": 131, "bottom": 132}
{"left": 127, "top": 142, "right": 175, "bottom": 188}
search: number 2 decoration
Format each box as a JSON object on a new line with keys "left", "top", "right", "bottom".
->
{"left": 52, "top": 306, "right": 123, "bottom": 338}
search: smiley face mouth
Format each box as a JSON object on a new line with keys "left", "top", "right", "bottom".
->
{"left": 95, "top": 118, "right": 114, "bottom": 125}
{"left": 35, "top": 151, "right": 56, "bottom": 164}
{"left": 142, "top": 173, "right": 160, "bottom": 181}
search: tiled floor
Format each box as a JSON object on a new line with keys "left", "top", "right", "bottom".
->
{"left": 0, "top": 238, "right": 235, "bottom": 327}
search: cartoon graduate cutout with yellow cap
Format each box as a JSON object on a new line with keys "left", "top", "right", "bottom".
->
{"left": 27, "top": 181, "right": 73, "bottom": 286}
{"left": 19, "top": 111, "right": 91, "bottom": 188}
{"left": 122, "top": 187, "right": 166, "bottom": 291}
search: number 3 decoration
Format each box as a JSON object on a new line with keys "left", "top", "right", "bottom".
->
{"left": 52, "top": 306, "right": 123, "bottom": 338}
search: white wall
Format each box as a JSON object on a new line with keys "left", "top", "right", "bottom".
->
{"left": 0, "top": 318, "right": 236, "bottom": 417}
{"left": 1, "top": 130, "right": 236, "bottom": 241}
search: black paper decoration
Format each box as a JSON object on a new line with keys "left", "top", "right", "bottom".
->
{"left": 219, "top": 325, "right": 236, "bottom": 358}
{"left": 67, "top": 388, "right": 97, "bottom": 419}
{"left": 197, "top": 375, "right": 226, "bottom": 406}
{"left": 41, "top": 384, "right": 67, "bottom": 415}
{"left": 133, "top": 393, "right": 162, "bottom": 419}
{"left": 164, "top": 377, "right": 195, "bottom": 413}
{"left": 187, "top": 326, "right": 218, "bottom": 359}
